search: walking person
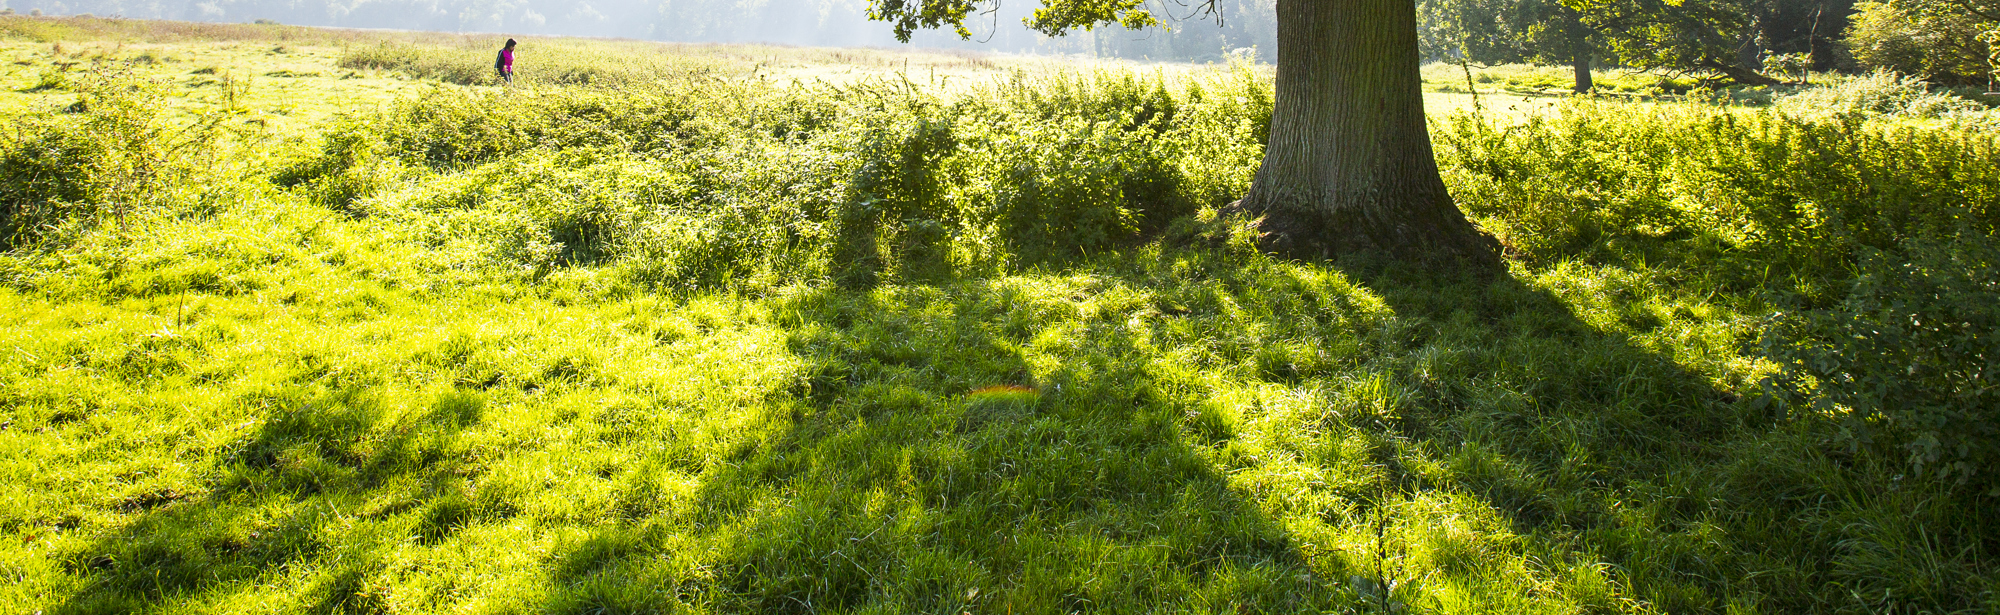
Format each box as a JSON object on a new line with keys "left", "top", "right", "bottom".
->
{"left": 495, "top": 39, "right": 516, "bottom": 85}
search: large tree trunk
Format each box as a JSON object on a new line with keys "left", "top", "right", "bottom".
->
{"left": 1234, "top": 0, "right": 1498, "bottom": 267}
{"left": 1574, "top": 54, "right": 1593, "bottom": 93}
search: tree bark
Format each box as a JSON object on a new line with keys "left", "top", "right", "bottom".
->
{"left": 1234, "top": 0, "right": 1498, "bottom": 268}
{"left": 1574, "top": 54, "right": 1593, "bottom": 93}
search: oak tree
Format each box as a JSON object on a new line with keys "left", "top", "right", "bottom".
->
{"left": 1848, "top": 0, "right": 1998, "bottom": 85}
{"left": 1564, "top": 0, "right": 1783, "bottom": 84}
{"left": 869, "top": 0, "right": 1502, "bottom": 266}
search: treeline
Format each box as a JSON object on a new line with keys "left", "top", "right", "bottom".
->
{"left": 1422, "top": 0, "right": 1998, "bottom": 88}
{"left": 0, "top": 0, "right": 1278, "bottom": 62}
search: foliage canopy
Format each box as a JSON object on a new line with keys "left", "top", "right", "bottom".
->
{"left": 1847, "top": 0, "right": 1999, "bottom": 85}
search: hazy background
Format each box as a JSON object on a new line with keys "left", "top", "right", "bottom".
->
{"left": 0, "top": 0, "right": 1280, "bottom": 61}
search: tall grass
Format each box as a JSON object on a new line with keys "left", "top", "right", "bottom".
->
{"left": 1436, "top": 98, "right": 2000, "bottom": 502}
{"left": 0, "top": 72, "right": 237, "bottom": 249}
{"left": 335, "top": 41, "right": 731, "bottom": 87}
{"left": 272, "top": 65, "right": 1271, "bottom": 287}
{"left": 1437, "top": 100, "right": 2000, "bottom": 277}
{"left": 4, "top": 43, "right": 1998, "bottom": 614}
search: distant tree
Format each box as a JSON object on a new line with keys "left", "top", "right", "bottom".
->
{"left": 1564, "top": 0, "right": 1783, "bottom": 83}
{"left": 1748, "top": 0, "right": 1855, "bottom": 71}
{"left": 1846, "top": 0, "right": 1997, "bottom": 84}
{"left": 1086, "top": 0, "right": 1278, "bottom": 63}
{"left": 1419, "top": 0, "right": 1507, "bottom": 61}
{"left": 871, "top": 0, "right": 1500, "bottom": 265}
{"left": 1423, "top": 0, "right": 1604, "bottom": 91}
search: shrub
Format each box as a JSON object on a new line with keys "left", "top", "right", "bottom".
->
{"left": 1437, "top": 98, "right": 2000, "bottom": 496}
{"left": 0, "top": 74, "right": 214, "bottom": 249}
{"left": 277, "top": 69, "right": 1254, "bottom": 287}
{"left": 270, "top": 124, "right": 405, "bottom": 214}
{"left": 1761, "top": 235, "right": 2000, "bottom": 494}
{"left": 382, "top": 151, "right": 700, "bottom": 274}
{"left": 830, "top": 95, "right": 959, "bottom": 285}
{"left": 1845, "top": 0, "right": 1995, "bottom": 86}
{"left": 278, "top": 88, "right": 702, "bottom": 179}
{"left": 953, "top": 110, "right": 1188, "bottom": 263}
{"left": 1436, "top": 100, "right": 2000, "bottom": 283}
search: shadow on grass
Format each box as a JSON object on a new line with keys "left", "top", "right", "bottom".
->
{"left": 527, "top": 246, "right": 1799, "bottom": 612}
{"left": 1322, "top": 256, "right": 1993, "bottom": 613}
{"left": 50, "top": 385, "right": 489, "bottom": 615}
{"left": 542, "top": 281, "right": 1342, "bottom": 613}
{"left": 45, "top": 246, "right": 1990, "bottom": 613}
{"left": 1328, "top": 259, "right": 1755, "bottom": 610}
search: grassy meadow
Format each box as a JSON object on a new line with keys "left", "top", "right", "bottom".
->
{"left": 3, "top": 15, "right": 1999, "bottom": 615}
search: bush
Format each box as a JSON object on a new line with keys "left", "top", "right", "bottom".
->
{"left": 1437, "top": 98, "right": 2000, "bottom": 496}
{"left": 828, "top": 95, "right": 959, "bottom": 285}
{"left": 1761, "top": 235, "right": 2000, "bottom": 494}
{"left": 270, "top": 125, "right": 405, "bottom": 214}
{"left": 275, "top": 69, "right": 1265, "bottom": 288}
{"left": 0, "top": 74, "right": 215, "bottom": 249}
{"left": 0, "top": 120, "right": 98, "bottom": 247}
{"left": 953, "top": 110, "right": 1188, "bottom": 263}
{"left": 1436, "top": 100, "right": 2000, "bottom": 282}
{"left": 1846, "top": 0, "right": 1995, "bottom": 86}
{"left": 277, "top": 87, "right": 703, "bottom": 186}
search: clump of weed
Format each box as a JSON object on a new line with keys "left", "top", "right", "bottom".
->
{"left": 1, "top": 72, "right": 216, "bottom": 248}
{"left": 274, "top": 69, "right": 1258, "bottom": 288}
{"left": 21, "top": 67, "right": 65, "bottom": 91}
{"left": 270, "top": 125, "right": 407, "bottom": 215}
{"left": 1436, "top": 99, "right": 2000, "bottom": 280}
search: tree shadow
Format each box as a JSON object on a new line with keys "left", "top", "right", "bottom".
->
{"left": 518, "top": 243, "right": 1829, "bottom": 612}
{"left": 49, "top": 384, "right": 490, "bottom": 615}
{"left": 41, "top": 244, "right": 1964, "bottom": 613}
{"left": 1312, "top": 255, "right": 1837, "bottom": 612}
{"left": 539, "top": 280, "right": 1359, "bottom": 613}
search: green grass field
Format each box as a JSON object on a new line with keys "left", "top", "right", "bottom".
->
{"left": 3, "top": 15, "right": 1998, "bottom": 615}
